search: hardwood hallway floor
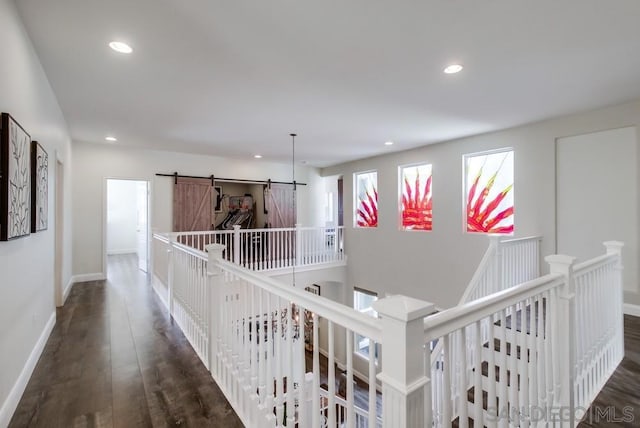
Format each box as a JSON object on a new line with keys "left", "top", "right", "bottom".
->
{"left": 9, "top": 254, "right": 243, "bottom": 428}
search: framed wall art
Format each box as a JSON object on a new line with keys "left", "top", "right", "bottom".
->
{"left": 305, "top": 284, "right": 320, "bottom": 296}
{"left": 31, "top": 141, "right": 48, "bottom": 232}
{"left": 1, "top": 113, "right": 31, "bottom": 241}
{"left": 214, "top": 185, "right": 223, "bottom": 212}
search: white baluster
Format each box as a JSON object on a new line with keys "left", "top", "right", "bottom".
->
{"left": 346, "top": 332, "right": 355, "bottom": 428}
{"left": 312, "top": 313, "right": 320, "bottom": 428}
{"left": 328, "top": 321, "right": 336, "bottom": 428}
{"left": 368, "top": 338, "right": 377, "bottom": 428}
{"left": 545, "top": 254, "right": 576, "bottom": 426}
{"left": 296, "top": 224, "right": 303, "bottom": 267}
{"left": 286, "top": 302, "right": 295, "bottom": 427}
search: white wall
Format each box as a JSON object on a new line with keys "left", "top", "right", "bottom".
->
{"left": 557, "top": 127, "right": 638, "bottom": 294}
{"left": 71, "top": 142, "right": 324, "bottom": 277}
{"left": 323, "top": 99, "right": 640, "bottom": 309}
{"left": 0, "top": 0, "right": 72, "bottom": 424}
{"left": 106, "top": 180, "right": 139, "bottom": 254}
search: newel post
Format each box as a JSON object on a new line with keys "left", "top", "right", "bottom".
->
{"left": 206, "top": 243, "right": 226, "bottom": 378}
{"left": 167, "top": 233, "right": 177, "bottom": 317}
{"left": 233, "top": 225, "right": 241, "bottom": 265}
{"left": 545, "top": 254, "right": 576, "bottom": 424}
{"left": 373, "top": 295, "right": 435, "bottom": 428}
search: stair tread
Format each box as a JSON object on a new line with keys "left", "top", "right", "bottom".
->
{"left": 483, "top": 338, "right": 531, "bottom": 361}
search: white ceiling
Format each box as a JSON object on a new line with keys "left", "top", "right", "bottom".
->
{"left": 16, "top": 0, "right": 640, "bottom": 167}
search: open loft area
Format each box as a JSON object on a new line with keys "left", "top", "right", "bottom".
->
{"left": 2, "top": 0, "right": 640, "bottom": 426}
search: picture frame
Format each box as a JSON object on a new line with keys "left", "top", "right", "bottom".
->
{"left": 31, "top": 141, "right": 48, "bottom": 232}
{"left": 214, "top": 185, "right": 222, "bottom": 212}
{"left": 305, "top": 284, "right": 321, "bottom": 296}
{"left": 1, "top": 113, "right": 31, "bottom": 241}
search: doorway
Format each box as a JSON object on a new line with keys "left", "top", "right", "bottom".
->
{"left": 54, "top": 159, "right": 64, "bottom": 306}
{"left": 105, "top": 179, "right": 150, "bottom": 276}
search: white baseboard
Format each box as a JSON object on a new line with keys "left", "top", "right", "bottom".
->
{"left": 106, "top": 249, "right": 137, "bottom": 255}
{"left": 71, "top": 272, "right": 106, "bottom": 283}
{"left": 624, "top": 303, "right": 640, "bottom": 317}
{"left": 152, "top": 275, "right": 169, "bottom": 310}
{"left": 0, "top": 311, "right": 56, "bottom": 427}
{"left": 62, "top": 278, "right": 73, "bottom": 305}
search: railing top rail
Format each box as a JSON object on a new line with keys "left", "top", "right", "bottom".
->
{"left": 215, "top": 258, "right": 383, "bottom": 342}
{"left": 173, "top": 230, "right": 234, "bottom": 236}
{"left": 499, "top": 235, "right": 542, "bottom": 245}
{"left": 236, "top": 227, "right": 296, "bottom": 233}
{"left": 424, "top": 273, "right": 563, "bottom": 341}
{"left": 152, "top": 232, "right": 170, "bottom": 243}
{"left": 173, "top": 241, "right": 208, "bottom": 260}
{"left": 574, "top": 253, "right": 616, "bottom": 276}
{"left": 164, "top": 225, "right": 345, "bottom": 236}
{"left": 458, "top": 240, "right": 498, "bottom": 304}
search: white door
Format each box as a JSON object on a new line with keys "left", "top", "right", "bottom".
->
{"left": 136, "top": 181, "right": 149, "bottom": 272}
{"left": 556, "top": 126, "right": 638, "bottom": 293}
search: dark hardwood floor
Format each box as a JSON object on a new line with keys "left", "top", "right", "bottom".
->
{"left": 9, "top": 254, "right": 243, "bottom": 428}
{"left": 9, "top": 253, "right": 640, "bottom": 427}
{"left": 579, "top": 315, "right": 640, "bottom": 427}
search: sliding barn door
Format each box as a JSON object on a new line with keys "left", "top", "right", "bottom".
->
{"left": 264, "top": 184, "right": 296, "bottom": 228}
{"left": 173, "top": 177, "right": 213, "bottom": 232}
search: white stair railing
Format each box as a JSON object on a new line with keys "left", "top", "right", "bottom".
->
{"left": 429, "top": 236, "right": 542, "bottom": 413}
{"left": 152, "top": 232, "right": 623, "bottom": 428}
{"left": 460, "top": 235, "right": 541, "bottom": 304}
{"left": 424, "top": 241, "right": 624, "bottom": 427}
{"left": 573, "top": 242, "right": 625, "bottom": 412}
{"left": 206, "top": 244, "right": 383, "bottom": 428}
{"left": 154, "top": 225, "right": 345, "bottom": 274}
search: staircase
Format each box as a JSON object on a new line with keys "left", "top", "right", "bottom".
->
{"left": 451, "top": 304, "right": 543, "bottom": 428}
{"left": 427, "top": 244, "right": 625, "bottom": 428}
{"left": 151, "top": 229, "right": 624, "bottom": 428}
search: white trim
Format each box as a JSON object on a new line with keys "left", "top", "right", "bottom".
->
{"left": 264, "top": 260, "right": 347, "bottom": 277}
{"left": 62, "top": 278, "right": 73, "bottom": 304}
{"left": 103, "top": 177, "right": 151, "bottom": 280}
{"left": 624, "top": 303, "right": 640, "bottom": 317}
{"left": 106, "top": 249, "right": 137, "bottom": 255}
{"left": 152, "top": 275, "right": 169, "bottom": 310}
{"left": 0, "top": 311, "right": 56, "bottom": 427}
{"left": 71, "top": 272, "right": 106, "bottom": 283}
{"left": 318, "top": 348, "right": 380, "bottom": 391}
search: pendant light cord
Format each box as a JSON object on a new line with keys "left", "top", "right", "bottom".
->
{"left": 290, "top": 133, "right": 297, "bottom": 288}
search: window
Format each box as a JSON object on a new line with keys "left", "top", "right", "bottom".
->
{"left": 354, "top": 171, "right": 378, "bottom": 228}
{"left": 399, "top": 163, "right": 433, "bottom": 231}
{"left": 464, "top": 149, "right": 514, "bottom": 234}
{"left": 353, "top": 288, "right": 378, "bottom": 361}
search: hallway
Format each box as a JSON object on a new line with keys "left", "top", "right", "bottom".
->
{"left": 9, "top": 255, "right": 242, "bottom": 427}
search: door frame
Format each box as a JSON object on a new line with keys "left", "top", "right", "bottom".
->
{"left": 54, "top": 155, "right": 64, "bottom": 306}
{"left": 103, "top": 177, "right": 151, "bottom": 276}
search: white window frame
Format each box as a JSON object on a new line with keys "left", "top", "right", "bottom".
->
{"left": 353, "top": 170, "right": 378, "bottom": 229}
{"left": 398, "top": 162, "right": 433, "bottom": 232}
{"left": 353, "top": 287, "right": 378, "bottom": 362}
{"left": 462, "top": 147, "right": 514, "bottom": 235}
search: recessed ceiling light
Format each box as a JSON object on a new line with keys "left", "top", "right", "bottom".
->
{"left": 443, "top": 64, "right": 463, "bottom": 74}
{"left": 254, "top": 155, "right": 263, "bottom": 159}
{"left": 105, "top": 136, "right": 117, "bottom": 142}
{"left": 384, "top": 141, "right": 394, "bottom": 146}
{"left": 109, "top": 41, "right": 133, "bottom": 54}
